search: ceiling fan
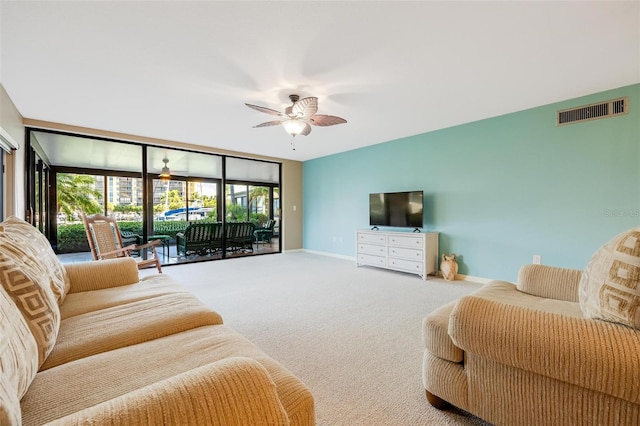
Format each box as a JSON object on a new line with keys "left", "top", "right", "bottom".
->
{"left": 159, "top": 157, "right": 171, "bottom": 178}
{"left": 245, "top": 94, "right": 347, "bottom": 140}
{"left": 158, "top": 157, "right": 187, "bottom": 178}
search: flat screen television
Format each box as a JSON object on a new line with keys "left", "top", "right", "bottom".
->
{"left": 369, "top": 191, "right": 423, "bottom": 229}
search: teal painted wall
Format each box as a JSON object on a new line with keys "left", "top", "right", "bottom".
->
{"left": 303, "top": 84, "right": 640, "bottom": 282}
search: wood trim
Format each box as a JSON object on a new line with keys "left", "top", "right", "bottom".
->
{"left": 23, "top": 118, "right": 286, "bottom": 162}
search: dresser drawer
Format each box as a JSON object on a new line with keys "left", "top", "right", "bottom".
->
{"left": 388, "top": 234, "right": 423, "bottom": 248}
{"left": 387, "top": 258, "right": 423, "bottom": 273}
{"left": 357, "top": 253, "right": 386, "bottom": 267}
{"left": 388, "top": 246, "right": 423, "bottom": 261}
{"left": 357, "top": 232, "right": 386, "bottom": 245}
{"left": 358, "top": 243, "right": 386, "bottom": 256}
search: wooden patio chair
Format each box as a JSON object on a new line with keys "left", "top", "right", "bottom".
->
{"left": 82, "top": 214, "right": 162, "bottom": 273}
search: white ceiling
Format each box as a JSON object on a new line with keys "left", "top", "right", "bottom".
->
{"left": 2, "top": 1, "right": 639, "bottom": 162}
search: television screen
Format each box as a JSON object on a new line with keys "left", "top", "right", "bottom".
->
{"left": 369, "top": 191, "right": 423, "bottom": 228}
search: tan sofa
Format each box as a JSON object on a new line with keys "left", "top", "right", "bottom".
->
{"left": 0, "top": 217, "right": 314, "bottom": 425}
{"left": 423, "top": 261, "right": 640, "bottom": 425}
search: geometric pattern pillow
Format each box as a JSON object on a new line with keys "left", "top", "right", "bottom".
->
{"left": 0, "top": 250, "right": 61, "bottom": 367}
{"left": 0, "top": 285, "right": 39, "bottom": 402}
{"left": 579, "top": 227, "right": 640, "bottom": 329}
{"left": 0, "top": 216, "right": 70, "bottom": 304}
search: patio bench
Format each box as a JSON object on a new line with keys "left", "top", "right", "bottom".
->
{"left": 225, "top": 222, "right": 255, "bottom": 252}
{"left": 176, "top": 221, "right": 223, "bottom": 256}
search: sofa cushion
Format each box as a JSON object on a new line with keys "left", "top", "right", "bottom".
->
{"left": 0, "top": 286, "right": 39, "bottom": 407}
{"left": 22, "top": 325, "right": 314, "bottom": 426}
{"left": 0, "top": 216, "right": 70, "bottom": 304}
{"left": 41, "top": 292, "right": 224, "bottom": 370}
{"left": 579, "top": 227, "right": 640, "bottom": 329}
{"left": 0, "top": 250, "right": 61, "bottom": 366}
{"left": 59, "top": 274, "right": 190, "bottom": 319}
{"left": 45, "top": 358, "right": 290, "bottom": 426}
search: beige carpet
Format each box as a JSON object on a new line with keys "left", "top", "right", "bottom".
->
{"left": 154, "top": 251, "right": 490, "bottom": 425}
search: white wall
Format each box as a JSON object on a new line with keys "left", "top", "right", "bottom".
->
{"left": 0, "top": 84, "right": 25, "bottom": 219}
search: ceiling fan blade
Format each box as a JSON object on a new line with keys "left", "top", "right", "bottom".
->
{"left": 292, "top": 97, "right": 318, "bottom": 119}
{"left": 254, "top": 120, "right": 283, "bottom": 128}
{"left": 309, "top": 115, "right": 347, "bottom": 126}
{"left": 245, "top": 103, "right": 283, "bottom": 116}
{"left": 300, "top": 122, "right": 312, "bottom": 136}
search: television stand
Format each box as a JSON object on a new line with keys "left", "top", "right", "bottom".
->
{"left": 355, "top": 229, "right": 439, "bottom": 280}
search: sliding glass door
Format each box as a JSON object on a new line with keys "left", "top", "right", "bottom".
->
{"left": 26, "top": 129, "right": 282, "bottom": 266}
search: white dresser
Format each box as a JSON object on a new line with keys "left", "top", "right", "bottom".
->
{"left": 355, "top": 229, "right": 439, "bottom": 280}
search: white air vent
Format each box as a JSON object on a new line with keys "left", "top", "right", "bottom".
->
{"left": 557, "top": 97, "right": 628, "bottom": 126}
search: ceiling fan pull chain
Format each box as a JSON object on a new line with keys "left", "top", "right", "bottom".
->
{"left": 290, "top": 138, "right": 296, "bottom": 151}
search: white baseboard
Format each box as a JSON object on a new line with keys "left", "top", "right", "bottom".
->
{"left": 450, "top": 273, "right": 494, "bottom": 284}
{"left": 300, "top": 249, "right": 356, "bottom": 262}
{"left": 293, "top": 249, "right": 496, "bottom": 283}
{"left": 431, "top": 271, "right": 493, "bottom": 284}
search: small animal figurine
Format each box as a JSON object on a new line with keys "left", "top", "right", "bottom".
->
{"left": 440, "top": 253, "right": 458, "bottom": 281}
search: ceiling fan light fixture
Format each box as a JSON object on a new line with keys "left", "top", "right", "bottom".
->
{"left": 159, "top": 158, "right": 171, "bottom": 178}
{"left": 282, "top": 119, "right": 307, "bottom": 137}
{"left": 246, "top": 94, "right": 346, "bottom": 147}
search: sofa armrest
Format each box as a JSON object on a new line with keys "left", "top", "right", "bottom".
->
{"left": 46, "top": 357, "right": 290, "bottom": 426}
{"left": 449, "top": 295, "right": 640, "bottom": 405}
{"left": 517, "top": 264, "right": 582, "bottom": 302}
{"left": 64, "top": 258, "right": 140, "bottom": 294}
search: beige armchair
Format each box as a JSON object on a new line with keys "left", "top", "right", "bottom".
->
{"left": 422, "top": 263, "right": 640, "bottom": 425}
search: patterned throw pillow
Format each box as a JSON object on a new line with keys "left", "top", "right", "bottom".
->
{"left": 0, "top": 216, "right": 70, "bottom": 304}
{"left": 0, "top": 251, "right": 60, "bottom": 366}
{"left": 0, "top": 217, "right": 63, "bottom": 366}
{"left": 579, "top": 227, "right": 640, "bottom": 329}
{"left": 0, "top": 286, "right": 39, "bottom": 401}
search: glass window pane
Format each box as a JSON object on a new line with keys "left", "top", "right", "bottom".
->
{"left": 34, "top": 131, "right": 142, "bottom": 172}
{"left": 105, "top": 176, "right": 141, "bottom": 217}
{"left": 152, "top": 179, "right": 187, "bottom": 220}
{"left": 225, "top": 184, "right": 248, "bottom": 222}
{"left": 35, "top": 161, "right": 41, "bottom": 231}
{"left": 56, "top": 173, "right": 104, "bottom": 253}
{"left": 226, "top": 157, "right": 279, "bottom": 183}
{"left": 273, "top": 187, "right": 280, "bottom": 236}
{"left": 106, "top": 176, "right": 143, "bottom": 250}
{"left": 248, "top": 185, "right": 270, "bottom": 226}
{"left": 188, "top": 181, "right": 218, "bottom": 221}
{"left": 147, "top": 147, "right": 222, "bottom": 179}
